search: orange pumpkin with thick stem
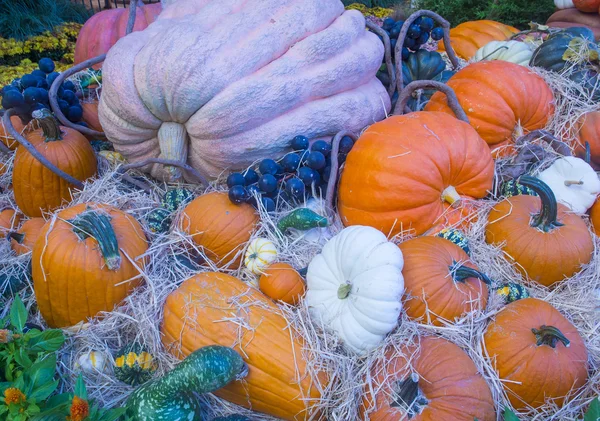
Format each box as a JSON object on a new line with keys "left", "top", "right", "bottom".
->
{"left": 338, "top": 112, "right": 494, "bottom": 237}
{"left": 574, "top": 0, "right": 600, "bottom": 12}
{"left": 0, "top": 209, "right": 21, "bottom": 239}
{"left": 179, "top": 192, "right": 258, "bottom": 269}
{"left": 9, "top": 218, "right": 45, "bottom": 255}
{"left": 1, "top": 115, "right": 29, "bottom": 150}
{"left": 573, "top": 111, "right": 600, "bottom": 170}
{"left": 81, "top": 100, "right": 103, "bottom": 133}
{"left": 484, "top": 298, "right": 588, "bottom": 410}
{"left": 425, "top": 61, "right": 555, "bottom": 155}
{"left": 161, "top": 272, "right": 323, "bottom": 420}
{"left": 32, "top": 203, "right": 148, "bottom": 328}
{"left": 438, "top": 20, "right": 519, "bottom": 60}
{"left": 361, "top": 336, "right": 495, "bottom": 421}
{"left": 486, "top": 176, "right": 593, "bottom": 287}
{"left": 399, "top": 237, "right": 489, "bottom": 326}
{"left": 13, "top": 111, "right": 97, "bottom": 217}
{"left": 259, "top": 262, "right": 306, "bottom": 305}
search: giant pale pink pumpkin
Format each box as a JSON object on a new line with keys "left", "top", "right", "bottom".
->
{"left": 74, "top": 3, "right": 162, "bottom": 69}
{"left": 98, "top": 0, "right": 390, "bottom": 181}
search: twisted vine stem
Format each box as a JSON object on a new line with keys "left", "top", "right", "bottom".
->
{"left": 396, "top": 81, "right": 469, "bottom": 123}
{"left": 117, "top": 158, "right": 210, "bottom": 188}
{"left": 515, "top": 129, "right": 572, "bottom": 157}
{"left": 366, "top": 21, "right": 395, "bottom": 97}
{"left": 325, "top": 131, "right": 358, "bottom": 211}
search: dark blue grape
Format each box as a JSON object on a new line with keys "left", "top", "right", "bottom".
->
{"left": 31, "top": 70, "right": 46, "bottom": 79}
{"left": 260, "top": 197, "right": 276, "bottom": 212}
{"left": 322, "top": 165, "right": 332, "bottom": 182}
{"left": 243, "top": 168, "right": 259, "bottom": 185}
{"left": 291, "top": 135, "right": 309, "bottom": 151}
{"left": 2, "top": 85, "right": 18, "bottom": 95}
{"left": 390, "top": 21, "right": 403, "bottom": 38}
{"left": 46, "top": 72, "right": 60, "bottom": 86}
{"left": 246, "top": 184, "right": 260, "bottom": 198}
{"left": 285, "top": 177, "right": 305, "bottom": 199}
{"left": 1, "top": 90, "right": 25, "bottom": 109}
{"left": 38, "top": 58, "right": 55, "bottom": 74}
{"left": 390, "top": 39, "right": 397, "bottom": 50}
{"left": 23, "top": 87, "right": 39, "bottom": 104}
{"left": 419, "top": 17, "right": 434, "bottom": 32}
{"left": 408, "top": 24, "right": 421, "bottom": 39}
{"left": 382, "top": 17, "right": 395, "bottom": 31}
{"left": 431, "top": 27, "right": 444, "bottom": 41}
{"left": 56, "top": 86, "right": 64, "bottom": 98}
{"left": 404, "top": 37, "right": 417, "bottom": 51}
{"left": 37, "top": 79, "right": 48, "bottom": 90}
{"left": 67, "top": 105, "right": 83, "bottom": 122}
{"left": 298, "top": 166, "right": 321, "bottom": 186}
{"left": 259, "top": 158, "right": 279, "bottom": 175}
{"left": 228, "top": 185, "right": 248, "bottom": 204}
{"left": 281, "top": 153, "right": 301, "bottom": 173}
{"left": 62, "top": 89, "right": 76, "bottom": 104}
{"left": 311, "top": 140, "right": 331, "bottom": 156}
{"left": 338, "top": 154, "right": 347, "bottom": 165}
{"left": 414, "top": 17, "right": 423, "bottom": 25}
{"left": 32, "top": 103, "right": 48, "bottom": 112}
{"left": 401, "top": 47, "right": 410, "bottom": 60}
{"left": 226, "top": 172, "right": 245, "bottom": 188}
{"left": 37, "top": 88, "right": 49, "bottom": 104}
{"left": 63, "top": 81, "right": 76, "bottom": 92}
{"left": 306, "top": 151, "right": 326, "bottom": 170}
{"left": 258, "top": 174, "right": 278, "bottom": 193}
{"left": 417, "top": 32, "right": 430, "bottom": 46}
{"left": 339, "top": 136, "right": 354, "bottom": 154}
{"left": 20, "top": 74, "right": 38, "bottom": 89}
{"left": 58, "top": 99, "right": 70, "bottom": 115}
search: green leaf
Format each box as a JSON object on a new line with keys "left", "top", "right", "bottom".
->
{"left": 9, "top": 296, "right": 27, "bottom": 333}
{"left": 74, "top": 374, "right": 87, "bottom": 400}
{"left": 13, "top": 348, "right": 32, "bottom": 370}
{"left": 26, "top": 330, "right": 65, "bottom": 353}
{"left": 29, "top": 379, "right": 58, "bottom": 401}
{"left": 98, "top": 408, "right": 127, "bottom": 421}
{"left": 584, "top": 398, "right": 600, "bottom": 421}
{"left": 503, "top": 408, "right": 520, "bottom": 421}
{"left": 27, "top": 355, "right": 57, "bottom": 390}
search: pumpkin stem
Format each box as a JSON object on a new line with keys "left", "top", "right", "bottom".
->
{"left": 481, "top": 45, "right": 509, "bottom": 61}
{"left": 517, "top": 175, "right": 564, "bottom": 232}
{"left": 585, "top": 142, "right": 591, "bottom": 165}
{"left": 32, "top": 109, "right": 62, "bottom": 142}
{"left": 337, "top": 283, "right": 352, "bottom": 300}
{"left": 69, "top": 209, "right": 121, "bottom": 271}
{"left": 450, "top": 262, "right": 492, "bottom": 285}
{"left": 532, "top": 325, "right": 570, "bottom": 349}
{"left": 441, "top": 186, "right": 461, "bottom": 207}
{"left": 7, "top": 232, "right": 24, "bottom": 244}
{"left": 391, "top": 373, "right": 429, "bottom": 418}
{"left": 564, "top": 180, "right": 584, "bottom": 186}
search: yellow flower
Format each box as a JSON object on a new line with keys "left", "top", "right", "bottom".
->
{"left": 4, "top": 388, "right": 25, "bottom": 405}
{"left": 68, "top": 396, "right": 90, "bottom": 421}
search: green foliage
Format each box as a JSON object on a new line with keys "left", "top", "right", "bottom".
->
{"left": 342, "top": 0, "right": 399, "bottom": 7}
{"left": 584, "top": 398, "right": 600, "bottom": 421}
{"left": 414, "top": 0, "right": 556, "bottom": 30}
{"left": 0, "top": 0, "right": 90, "bottom": 41}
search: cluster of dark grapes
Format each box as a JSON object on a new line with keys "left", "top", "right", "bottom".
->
{"left": 227, "top": 135, "right": 355, "bottom": 211}
{"left": 0, "top": 58, "right": 84, "bottom": 125}
{"left": 380, "top": 16, "right": 444, "bottom": 61}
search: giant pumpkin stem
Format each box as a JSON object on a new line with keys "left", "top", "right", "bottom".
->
{"left": 33, "top": 109, "right": 62, "bottom": 142}
{"left": 391, "top": 373, "right": 429, "bottom": 418}
{"left": 517, "top": 176, "right": 564, "bottom": 232}
{"left": 70, "top": 210, "right": 121, "bottom": 271}
{"left": 532, "top": 325, "right": 570, "bottom": 348}
{"left": 450, "top": 262, "right": 492, "bottom": 285}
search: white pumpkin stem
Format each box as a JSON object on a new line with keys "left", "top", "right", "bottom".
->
{"left": 441, "top": 186, "right": 461, "bottom": 207}
{"left": 564, "top": 180, "right": 584, "bottom": 186}
{"left": 337, "top": 283, "right": 352, "bottom": 300}
{"left": 155, "top": 122, "right": 189, "bottom": 182}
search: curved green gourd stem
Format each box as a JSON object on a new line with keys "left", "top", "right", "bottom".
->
{"left": 33, "top": 109, "right": 63, "bottom": 142}
{"left": 126, "top": 346, "right": 247, "bottom": 420}
{"left": 277, "top": 208, "right": 329, "bottom": 233}
{"left": 517, "top": 175, "right": 564, "bottom": 232}
{"left": 532, "top": 325, "right": 570, "bottom": 349}
{"left": 585, "top": 141, "right": 591, "bottom": 165}
{"left": 391, "top": 374, "right": 429, "bottom": 418}
{"left": 450, "top": 262, "right": 492, "bottom": 285}
{"left": 69, "top": 210, "right": 121, "bottom": 271}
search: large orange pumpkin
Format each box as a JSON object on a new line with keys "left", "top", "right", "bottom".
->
{"left": 573, "top": 110, "right": 600, "bottom": 170}
{"left": 259, "top": 262, "right": 306, "bottom": 305}
{"left": 574, "top": 0, "right": 600, "bottom": 12}
{"left": 338, "top": 112, "right": 494, "bottom": 237}
{"left": 1, "top": 115, "right": 30, "bottom": 150}
{"left": 438, "top": 20, "right": 519, "bottom": 60}
{"left": 484, "top": 298, "right": 588, "bottom": 410}
{"left": 0, "top": 209, "right": 21, "bottom": 239}
{"left": 74, "top": 3, "right": 162, "bottom": 68}
{"left": 9, "top": 218, "right": 45, "bottom": 255}
{"left": 81, "top": 100, "right": 103, "bottom": 133}
{"left": 179, "top": 192, "right": 258, "bottom": 268}
{"left": 33, "top": 203, "right": 148, "bottom": 328}
{"left": 486, "top": 176, "right": 593, "bottom": 287}
{"left": 399, "top": 237, "right": 489, "bottom": 326}
{"left": 13, "top": 112, "right": 97, "bottom": 217}
{"left": 162, "top": 272, "right": 323, "bottom": 420}
{"left": 362, "top": 336, "right": 495, "bottom": 421}
{"left": 425, "top": 61, "right": 555, "bottom": 155}
{"left": 590, "top": 197, "right": 600, "bottom": 235}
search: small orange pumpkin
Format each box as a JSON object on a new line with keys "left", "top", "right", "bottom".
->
{"left": 399, "top": 237, "right": 489, "bottom": 326}
{"left": 9, "top": 218, "right": 45, "bottom": 255}
{"left": 484, "top": 298, "right": 588, "bottom": 410}
{"left": 486, "top": 176, "right": 593, "bottom": 287}
{"left": 259, "top": 263, "right": 306, "bottom": 305}
{"left": 573, "top": 110, "right": 600, "bottom": 170}
{"left": 1, "top": 115, "right": 29, "bottom": 150}
{"left": 574, "top": 0, "right": 600, "bottom": 12}
{"left": 0, "top": 209, "right": 21, "bottom": 239}
{"left": 81, "top": 100, "right": 103, "bottom": 134}
{"left": 362, "top": 336, "right": 495, "bottom": 420}
{"left": 179, "top": 192, "right": 258, "bottom": 268}
{"left": 33, "top": 203, "right": 148, "bottom": 328}
{"left": 590, "top": 197, "right": 600, "bottom": 235}
{"left": 13, "top": 111, "right": 97, "bottom": 217}
{"left": 438, "top": 20, "right": 519, "bottom": 60}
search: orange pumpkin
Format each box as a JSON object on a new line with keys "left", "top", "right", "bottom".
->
{"left": 9, "top": 218, "right": 45, "bottom": 255}
{"left": 338, "top": 112, "right": 494, "bottom": 237}
{"left": 259, "top": 262, "right": 306, "bottom": 305}
{"left": 484, "top": 298, "right": 588, "bottom": 410}
{"left": 426, "top": 199, "right": 479, "bottom": 235}
{"left": 425, "top": 61, "right": 555, "bottom": 154}
{"left": 0, "top": 115, "right": 29, "bottom": 150}
{"left": 362, "top": 336, "right": 495, "bottom": 421}
{"left": 33, "top": 203, "right": 148, "bottom": 328}
{"left": 590, "top": 197, "right": 600, "bottom": 235}
{"left": 81, "top": 100, "right": 103, "bottom": 133}
{"left": 573, "top": 111, "right": 600, "bottom": 170}
{"left": 13, "top": 112, "right": 97, "bottom": 217}
{"left": 179, "top": 192, "right": 258, "bottom": 268}
{"left": 574, "top": 0, "right": 600, "bottom": 12}
{"left": 0, "top": 209, "right": 21, "bottom": 239}
{"left": 438, "top": 20, "right": 519, "bottom": 60}
{"left": 486, "top": 176, "right": 593, "bottom": 287}
{"left": 162, "top": 272, "right": 323, "bottom": 420}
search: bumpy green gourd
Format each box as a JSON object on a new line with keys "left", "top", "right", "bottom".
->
{"left": 436, "top": 228, "right": 470, "bottom": 255}
{"left": 495, "top": 282, "right": 530, "bottom": 304}
{"left": 162, "top": 188, "right": 194, "bottom": 213}
{"left": 277, "top": 208, "right": 328, "bottom": 233}
{"left": 126, "top": 345, "right": 247, "bottom": 421}
{"left": 147, "top": 208, "right": 172, "bottom": 234}
{"left": 501, "top": 179, "right": 537, "bottom": 198}
{"left": 114, "top": 343, "right": 157, "bottom": 386}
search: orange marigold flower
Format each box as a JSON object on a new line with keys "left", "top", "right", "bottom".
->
{"left": 4, "top": 388, "right": 25, "bottom": 405}
{"left": 0, "top": 329, "right": 13, "bottom": 343}
{"left": 69, "top": 396, "right": 90, "bottom": 421}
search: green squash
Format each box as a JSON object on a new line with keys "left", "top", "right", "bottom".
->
{"left": 161, "top": 188, "right": 194, "bottom": 213}
{"left": 435, "top": 228, "right": 470, "bottom": 255}
{"left": 126, "top": 345, "right": 247, "bottom": 421}
{"left": 146, "top": 208, "right": 172, "bottom": 234}
{"left": 114, "top": 343, "right": 157, "bottom": 386}
{"left": 0, "top": 261, "right": 31, "bottom": 298}
{"left": 277, "top": 208, "right": 328, "bottom": 233}
{"left": 402, "top": 50, "right": 455, "bottom": 111}
{"left": 500, "top": 179, "right": 538, "bottom": 198}
{"left": 495, "top": 282, "right": 530, "bottom": 304}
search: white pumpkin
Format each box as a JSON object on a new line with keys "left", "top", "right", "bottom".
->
{"left": 473, "top": 40, "right": 533, "bottom": 66}
{"left": 554, "top": 0, "right": 575, "bottom": 9}
{"left": 537, "top": 156, "right": 600, "bottom": 214}
{"left": 75, "top": 350, "right": 109, "bottom": 374}
{"left": 306, "top": 226, "right": 404, "bottom": 354}
{"left": 244, "top": 238, "right": 278, "bottom": 275}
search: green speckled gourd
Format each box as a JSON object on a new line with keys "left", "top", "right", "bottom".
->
{"left": 114, "top": 343, "right": 157, "bottom": 386}
{"left": 277, "top": 208, "right": 328, "bottom": 233}
{"left": 147, "top": 208, "right": 173, "bottom": 234}
{"left": 495, "top": 282, "right": 530, "bottom": 304}
{"left": 162, "top": 188, "right": 195, "bottom": 213}
{"left": 126, "top": 345, "right": 248, "bottom": 421}
{"left": 501, "top": 179, "right": 538, "bottom": 198}
{"left": 435, "top": 228, "right": 470, "bottom": 255}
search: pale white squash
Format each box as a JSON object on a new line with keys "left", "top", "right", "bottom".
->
{"left": 306, "top": 226, "right": 404, "bottom": 354}
{"left": 473, "top": 40, "right": 533, "bottom": 66}
{"left": 244, "top": 238, "right": 278, "bottom": 275}
{"left": 555, "top": 0, "right": 575, "bottom": 9}
{"left": 75, "top": 350, "right": 109, "bottom": 374}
